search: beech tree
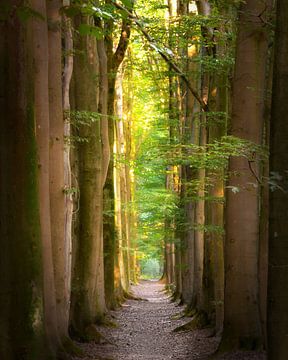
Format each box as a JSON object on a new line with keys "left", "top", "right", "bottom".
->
{"left": 48, "top": 0, "right": 72, "bottom": 344}
{"left": 0, "top": 4, "right": 47, "bottom": 358}
{"left": 219, "top": 0, "right": 272, "bottom": 351}
{"left": 103, "top": 2, "right": 132, "bottom": 307}
{"left": 70, "top": 13, "right": 106, "bottom": 339}
{"left": 268, "top": 0, "right": 288, "bottom": 358}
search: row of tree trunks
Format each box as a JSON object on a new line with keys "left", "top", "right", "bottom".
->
{"left": 0, "top": 0, "right": 75, "bottom": 358}
{"left": 0, "top": 0, "right": 133, "bottom": 353}
{"left": 163, "top": 0, "right": 274, "bottom": 353}
{"left": 70, "top": 7, "right": 133, "bottom": 338}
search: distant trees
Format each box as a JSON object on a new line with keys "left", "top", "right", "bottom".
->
{"left": 130, "top": 0, "right": 285, "bottom": 356}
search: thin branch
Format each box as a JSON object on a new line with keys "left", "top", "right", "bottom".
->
{"left": 112, "top": 1, "right": 209, "bottom": 112}
{"left": 248, "top": 160, "right": 262, "bottom": 184}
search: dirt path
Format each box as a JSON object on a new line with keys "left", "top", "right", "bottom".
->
{"left": 73, "top": 281, "right": 266, "bottom": 360}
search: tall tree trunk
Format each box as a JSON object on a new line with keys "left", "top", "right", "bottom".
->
{"left": 259, "top": 31, "right": 273, "bottom": 349}
{"left": 115, "top": 71, "right": 131, "bottom": 292}
{"left": 103, "top": 76, "right": 118, "bottom": 307}
{"left": 219, "top": 0, "right": 272, "bottom": 351}
{"left": 62, "top": 0, "right": 74, "bottom": 338}
{"left": 201, "top": 3, "right": 230, "bottom": 332}
{"left": 0, "top": 5, "right": 47, "bottom": 358}
{"left": 47, "top": 0, "right": 70, "bottom": 342}
{"left": 180, "top": 37, "right": 199, "bottom": 305}
{"left": 97, "top": 34, "right": 110, "bottom": 188}
{"left": 267, "top": 1, "right": 288, "bottom": 358}
{"left": 32, "top": 0, "right": 63, "bottom": 355}
{"left": 103, "top": 6, "right": 132, "bottom": 307}
{"left": 70, "top": 15, "right": 106, "bottom": 338}
{"left": 114, "top": 71, "right": 127, "bottom": 297}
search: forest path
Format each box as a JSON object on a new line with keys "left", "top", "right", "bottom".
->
{"left": 73, "top": 280, "right": 217, "bottom": 359}
{"left": 73, "top": 281, "right": 265, "bottom": 360}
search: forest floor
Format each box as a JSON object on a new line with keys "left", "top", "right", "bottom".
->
{"left": 72, "top": 280, "right": 266, "bottom": 360}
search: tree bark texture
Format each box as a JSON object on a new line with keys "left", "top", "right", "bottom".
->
{"left": 70, "top": 15, "right": 106, "bottom": 338}
{"left": 62, "top": 0, "right": 74, "bottom": 332}
{"left": 103, "top": 6, "right": 132, "bottom": 307}
{"left": 268, "top": 1, "right": 288, "bottom": 358}
{"left": 47, "top": 0, "right": 71, "bottom": 341}
{"left": 220, "top": 0, "right": 272, "bottom": 351}
{"left": 0, "top": 4, "right": 47, "bottom": 358}
{"left": 32, "top": 0, "right": 63, "bottom": 355}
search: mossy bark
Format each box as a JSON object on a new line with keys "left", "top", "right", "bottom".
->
{"left": 103, "top": 11, "right": 132, "bottom": 307}
{"left": 70, "top": 15, "right": 106, "bottom": 338}
{"left": 0, "top": 4, "right": 51, "bottom": 358}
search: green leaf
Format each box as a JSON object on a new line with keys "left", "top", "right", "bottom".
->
{"left": 120, "top": 0, "right": 133, "bottom": 10}
{"left": 78, "top": 23, "right": 103, "bottom": 39}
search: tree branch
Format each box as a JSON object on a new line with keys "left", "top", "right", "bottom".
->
{"left": 112, "top": 1, "right": 209, "bottom": 112}
{"left": 112, "top": 18, "right": 132, "bottom": 71}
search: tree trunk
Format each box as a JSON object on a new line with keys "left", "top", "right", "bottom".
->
{"left": 47, "top": 0, "right": 70, "bottom": 341}
{"left": 97, "top": 35, "right": 110, "bottom": 188}
{"left": 32, "top": 0, "right": 63, "bottom": 355}
{"left": 219, "top": 0, "right": 272, "bottom": 351}
{"left": 103, "top": 6, "right": 132, "bottom": 307}
{"left": 70, "top": 15, "right": 106, "bottom": 338}
{"left": 267, "top": 1, "right": 288, "bottom": 358}
{"left": 62, "top": 0, "right": 74, "bottom": 337}
{"left": 115, "top": 72, "right": 131, "bottom": 292}
{"left": 103, "top": 73, "right": 118, "bottom": 307}
{"left": 0, "top": 5, "right": 47, "bottom": 358}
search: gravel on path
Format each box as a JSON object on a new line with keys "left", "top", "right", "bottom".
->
{"left": 72, "top": 280, "right": 266, "bottom": 360}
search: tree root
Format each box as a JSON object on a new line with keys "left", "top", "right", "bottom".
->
{"left": 84, "top": 325, "right": 111, "bottom": 344}
{"left": 173, "top": 310, "right": 209, "bottom": 332}
{"left": 62, "top": 336, "right": 84, "bottom": 357}
{"left": 97, "top": 315, "right": 119, "bottom": 329}
{"left": 170, "top": 308, "right": 197, "bottom": 320}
